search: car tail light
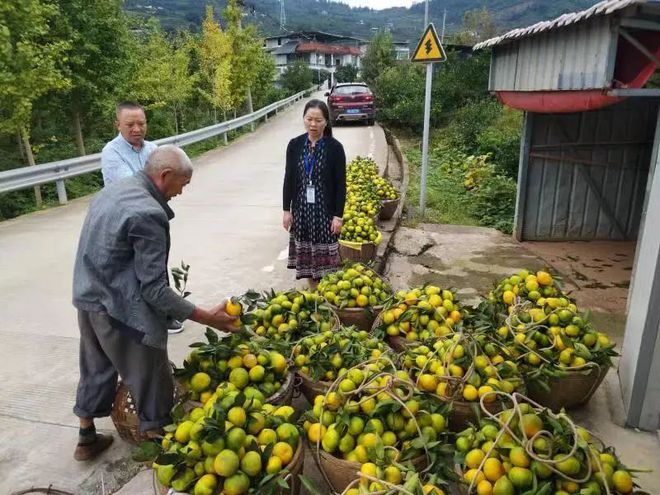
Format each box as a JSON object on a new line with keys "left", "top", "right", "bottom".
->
{"left": 363, "top": 95, "right": 374, "bottom": 102}
{"left": 330, "top": 95, "right": 345, "bottom": 103}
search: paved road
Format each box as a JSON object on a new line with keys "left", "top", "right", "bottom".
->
{"left": 0, "top": 91, "right": 387, "bottom": 494}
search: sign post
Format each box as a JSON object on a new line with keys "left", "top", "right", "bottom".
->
{"left": 411, "top": 23, "right": 446, "bottom": 217}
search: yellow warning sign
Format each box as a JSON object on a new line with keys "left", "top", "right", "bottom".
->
{"left": 411, "top": 23, "right": 446, "bottom": 63}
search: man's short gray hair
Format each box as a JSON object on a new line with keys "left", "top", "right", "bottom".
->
{"left": 144, "top": 145, "right": 193, "bottom": 177}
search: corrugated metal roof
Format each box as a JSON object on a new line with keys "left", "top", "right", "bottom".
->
{"left": 487, "top": 15, "right": 616, "bottom": 91}
{"left": 474, "top": 0, "right": 646, "bottom": 50}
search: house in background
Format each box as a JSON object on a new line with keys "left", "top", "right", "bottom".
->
{"left": 264, "top": 31, "right": 364, "bottom": 84}
{"left": 264, "top": 30, "right": 411, "bottom": 84}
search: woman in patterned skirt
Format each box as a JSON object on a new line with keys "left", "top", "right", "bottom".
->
{"left": 283, "top": 99, "right": 346, "bottom": 288}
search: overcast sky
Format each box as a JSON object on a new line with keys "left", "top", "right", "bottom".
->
{"left": 332, "top": 0, "right": 423, "bottom": 9}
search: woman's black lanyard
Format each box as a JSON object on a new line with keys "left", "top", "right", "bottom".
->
{"left": 304, "top": 136, "right": 324, "bottom": 203}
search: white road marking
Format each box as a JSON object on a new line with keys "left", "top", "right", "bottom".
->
{"left": 368, "top": 128, "right": 376, "bottom": 158}
{"left": 277, "top": 248, "right": 288, "bottom": 261}
{"left": 262, "top": 265, "right": 275, "bottom": 272}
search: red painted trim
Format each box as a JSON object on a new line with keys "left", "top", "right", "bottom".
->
{"left": 495, "top": 32, "right": 660, "bottom": 113}
{"left": 496, "top": 91, "right": 624, "bottom": 113}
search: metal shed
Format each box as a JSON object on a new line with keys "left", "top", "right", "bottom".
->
{"left": 475, "top": 0, "right": 660, "bottom": 430}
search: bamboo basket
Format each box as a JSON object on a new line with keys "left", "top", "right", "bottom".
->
{"left": 524, "top": 364, "right": 609, "bottom": 412}
{"left": 332, "top": 305, "right": 383, "bottom": 331}
{"left": 267, "top": 371, "right": 296, "bottom": 406}
{"left": 296, "top": 371, "right": 332, "bottom": 404}
{"left": 449, "top": 399, "right": 504, "bottom": 432}
{"left": 313, "top": 444, "right": 427, "bottom": 494}
{"left": 111, "top": 367, "right": 186, "bottom": 444}
{"left": 379, "top": 198, "right": 400, "bottom": 220}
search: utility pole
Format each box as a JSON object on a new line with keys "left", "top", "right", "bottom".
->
{"left": 421, "top": 0, "right": 431, "bottom": 217}
{"left": 413, "top": 0, "right": 446, "bottom": 218}
{"left": 442, "top": 9, "right": 447, "bottom": 42}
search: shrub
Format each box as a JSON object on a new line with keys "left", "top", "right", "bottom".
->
{"left": 374, "top": 63, "right": 440, "bottom": 131}
{"left": 280, "top": 60, "right": 313, "bottom": 94}
{"left": 468, "top": 173, "right": 517, "bottom": 233}
{"left": 476, "top": 107, "right": 523, "bottom": 179}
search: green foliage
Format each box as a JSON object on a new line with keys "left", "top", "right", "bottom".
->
{"left": 406, "top": 141, "right": 517, "bottom": 233}
{"left": 334, "top": 64, "right": 359, "bottom": 84}
{"left": 250, "top": 56, "right": 279, "bottom": 109}
{"left": 360, "top": 31, "right": 395, "bottom": 88}
{"left": 373, "top": 63, "right": 432, "bottom": 132}
{"left": 432, "top": 51, "right": 491, "bottom": 116}
{"left": 371, "top": 50, "right": 491, "bottom": 132}
{"left": 197, "top": 6, "right": 234, "bottom": 116}
{"left": 56, "top": 0, "right": 135, "bottom": 130}
{"left": 224, "top": 0, "right": 266, "bottom": 112}
{"left": 404, "top": 145, "right": 479, "bottom": 227}
{"left": 0, "top": 0, "right": 70, "bottom": 134}
{"left": 132, "top": 24, "right": 198, "bottom": 134}
{"left": 0, "top": 1, "right": 288, "bottom": 221}
{"left": 279, "top": 60, "right": 313, "bottom": 94}
{"left": 475, "top": 107, "right": 523, "bottom": 179}
{"left": 441, "top": 99, "right": 503, "bottom": 150}
{"left": 470, "top": 173, "right": 517, "bottom": 233}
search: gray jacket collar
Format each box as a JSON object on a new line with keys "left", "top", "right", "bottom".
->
{"left": 136, "top": 171, "right": 174, "bottom": 220}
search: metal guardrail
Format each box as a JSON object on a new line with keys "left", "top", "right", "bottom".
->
{"left": 0, "top": 88, "right": 313, "bottom": 204}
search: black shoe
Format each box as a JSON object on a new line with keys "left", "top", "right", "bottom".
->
{"left": 167, "top": 319, "right": 185, "bottom": 334}
{"left": 74, "top": 433, "right": 114, "bottom": 461}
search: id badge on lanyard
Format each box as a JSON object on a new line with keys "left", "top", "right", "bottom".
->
{"left": 306, "top": 184, "right": 316, "bottom": 204}
{"left": 305, "top": 139, "right": 321, "bottom": 204}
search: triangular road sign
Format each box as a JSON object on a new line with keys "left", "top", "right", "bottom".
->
{"left": 411, "top": 23, "right": 447, "bottom": 63}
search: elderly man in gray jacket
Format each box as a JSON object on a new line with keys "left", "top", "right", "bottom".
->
{"left": 71, "top": 145, "right": 236, "bottom": 461}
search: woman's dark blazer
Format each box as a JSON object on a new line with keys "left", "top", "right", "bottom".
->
{"left": 283, "top": 133, "right": 347, "bottom": 219}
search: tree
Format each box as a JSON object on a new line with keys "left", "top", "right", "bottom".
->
{"left": 197, "top": 6, "right": 233, "bottom": 121}
{"left": 250, "top": 51, "right": 278, "bottom": 109}
{"left": 0, "top": 0, "right": 70, "bottom": 205}
{"left": 453, "top": 8, "right": 498, "bottom": 45}
{"left": 55, "top": 0, "right": 134, "bottom": 156}
{"left": 133, "top": 23, "right": 197, "bottom": 134}
{"left": 335, "top": 64, "right": 359, "bottom": 84}
{"left": 373, "top": 63, "right": 433, "bottom": 131}
{"left": 280, "top": 60, "right": 313, "bottom": 94}
{"left": 223, "top": 0, "right": 266, "bottom": 115}
{"left": 360, "top": 31, "right": 395, "bottom": 88}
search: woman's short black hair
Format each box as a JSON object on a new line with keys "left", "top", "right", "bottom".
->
{"left": 303, "top": 99, "right": 333, "bottom": 138}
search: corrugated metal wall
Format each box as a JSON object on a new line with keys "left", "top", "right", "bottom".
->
{"left": 490, "top": 16, "right": 617, "bottom": 91}
{"left": 519, "top": 98, "right": 658, "bottom": 241}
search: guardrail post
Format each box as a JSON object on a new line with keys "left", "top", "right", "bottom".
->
{"left": 56, "top": 180, "right": 68, "bottom": 204}
{"left": 250, "top": 122, "right": 255, "bottom": 132}
{"left": 265, "top": 113, "right": 269, "bottom": 122}
{"left": 223, "top": 132, "right": 228, "bottom": 145}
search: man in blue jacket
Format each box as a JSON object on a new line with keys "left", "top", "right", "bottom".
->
{"left": 101, "top": 102, "right": 157, "bottom": 186}
{"left": 72, "top": 145, "right": 237, "bottom": 461}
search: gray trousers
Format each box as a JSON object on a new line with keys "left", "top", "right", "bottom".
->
{"left": 73, "top": 309, "right": 174, "bottom": 432}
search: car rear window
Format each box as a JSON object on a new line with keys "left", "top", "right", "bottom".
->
{"left": 333, "top": 85, "right": 371, "bottom": 95}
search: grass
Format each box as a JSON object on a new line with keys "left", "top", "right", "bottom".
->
{"left": 400, "top": 137, "right": 481, "bottom": 228}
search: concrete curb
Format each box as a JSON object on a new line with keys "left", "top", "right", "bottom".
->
{"left": 374, "top": 126, "right": 410, "bottom": 274}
